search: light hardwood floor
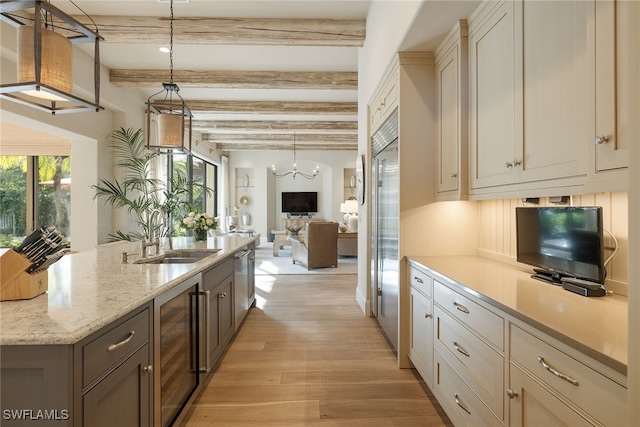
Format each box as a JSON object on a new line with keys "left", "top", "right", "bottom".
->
{"left": 183, "top": 273, "right": 452, "bottom": 426}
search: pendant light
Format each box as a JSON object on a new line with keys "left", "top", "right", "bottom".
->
{"left": 146, "top": 0, "right": 193, "bottom": 154}
{"left": 271, "top": 133, "right": 320, "bottom": 180}
{"left": 0, "top": 0, "right": 104, "bottom": 114}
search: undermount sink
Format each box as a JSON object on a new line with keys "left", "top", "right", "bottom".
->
{"left": 133, "top": 249, "right": 221, "bottom": 264}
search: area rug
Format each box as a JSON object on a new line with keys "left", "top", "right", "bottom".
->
{"left": 254, "top": 245, "right": 357, "bottom": 275}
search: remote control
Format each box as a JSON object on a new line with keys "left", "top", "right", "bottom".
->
{"left": 560, "top": 277, "right": 603, "bottom": 291}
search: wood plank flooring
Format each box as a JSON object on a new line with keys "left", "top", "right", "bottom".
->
{"left": 182, "top": 274, "right": 452, "bottom": 426}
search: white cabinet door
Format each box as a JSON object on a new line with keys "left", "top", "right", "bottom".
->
{"left": 594, "top": 0, "right": 638, "bottom": 173}
{"left": 509, "top": 364, "right": 596, "bottom": 427}
{"left": 436, "top": 21, "right": 468, "bottom": 200}
{"left": 516, "top": 0, "right": 591, "bottom": 183}
{"left": 409, "top": 286, "right": 433, "bottom": 386}
{"left": 469, "top": 0, "right": 516, "bottom": 190}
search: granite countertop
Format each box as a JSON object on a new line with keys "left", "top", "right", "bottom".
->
{"left": 0, "top": 235, "right": 255, "bottom": 346}
{"left": 408, "top": 255, "right": 628, "bottom": 375}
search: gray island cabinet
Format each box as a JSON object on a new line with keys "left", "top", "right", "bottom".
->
{"left": 0, "top": 236, "right": 256, "bottom": 427}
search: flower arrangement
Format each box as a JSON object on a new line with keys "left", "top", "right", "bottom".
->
{"left": 180, "top": 212, "right": 218, "bottom": 240}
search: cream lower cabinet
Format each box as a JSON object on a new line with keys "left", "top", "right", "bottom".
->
{"left": 408, "top": 263, "right": 434, "bottom": 387}
{"left": 508, "top": 363, "right": 594, "bottom": 427}
{"left": 407, "top": 260, "right": 627, "bottom": 427}
{"left": 433, "top": 281, "right": 505, "bottom": 426}
{"left": 509, "top": 323, "right": 626, "bottom": 427}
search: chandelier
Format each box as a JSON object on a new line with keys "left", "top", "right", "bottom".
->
{"left": 145, "top": 0, "right": 193, "bottom": 154}
{"left": 271, "top": 133, "right": 320, "bottom": 180}
{"left": 0, "top": 0, "right": 104, "bottom": 114}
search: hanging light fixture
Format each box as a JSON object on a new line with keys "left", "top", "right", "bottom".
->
{"left": 271, "top": 133, "right": 320, "bottom": 180}
{"left": 0, "top": 0, "right": 104, "bottom": 114}
{"left": 145, "top": 0, "right": 193, "bottom": 154}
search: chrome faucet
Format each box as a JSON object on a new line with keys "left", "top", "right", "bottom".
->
{"left": 141, "top": 208, "right": 163, "bottom": 258}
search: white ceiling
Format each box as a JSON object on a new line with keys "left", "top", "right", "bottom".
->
{"left": 2, "top": 0, "right": 481, "bottom": 151}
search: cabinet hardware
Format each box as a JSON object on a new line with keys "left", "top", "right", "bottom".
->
{"left": 107, "top": 331, "right": 135, "bottom": 352}
{"left": 537, "top": 356, "right": 579, "bottom": 386}
{"left": 504, "top": 160, "right": 522, "bottom": 168}
{"left": 453, "top": 302, "right": 470, "bottom": 314}
{"left": 219, "top": 292, "right": 227, "bottom": 299}
{"left": 450, "top": 172, "right": 458, "bottom": 178}
{"left": 414, "top": 276, "right": 423, "bottom": 284}
{"left": 454, "top": 394, "right": 471, "bottom": 414}
{"left": 142, "top": 365, "right": 153, "bottom": 373}
{"left": 453, "top": 341, "right": 470, "bottom": 357}
{"left": 594, "top": 135, "right": 609, "bottom": 145}
{"left": 377, "top": 288, "right": 382, "bottom": 296}
{"left": 506, "top": 388, "right": 518, "bottom": 399}
{"left": 425, "top": 313, "right": 432, "bottom": 319}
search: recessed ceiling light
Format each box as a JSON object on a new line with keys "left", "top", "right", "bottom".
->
{"left": 159, "top": 47, "right": 170, "bottom": 53}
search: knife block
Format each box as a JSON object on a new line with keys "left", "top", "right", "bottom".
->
{"left": 0, "top": 250, "right": 48, "bottom": 301}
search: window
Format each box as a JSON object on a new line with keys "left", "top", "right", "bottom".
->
{"left": 0, "top": 155, "right": 71, "bottom": 247}
{"left": 162, "top": 153, "right": 218, "bottom": 231}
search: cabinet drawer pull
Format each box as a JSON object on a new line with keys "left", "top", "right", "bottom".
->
{"left": 506, "top": 388, "right": 518, "bottom": 399}
{"left": 454, "top": 394, "right": 471, "bottom": 414}
{"left": 537, "top": 356, "right": 579, "bottom": 386}
{"left": 425, "top": 313, "right": 432, "bottom": 319}
{"left": 142, "top": 365, "right": 153, "bottom": 373}
{"left": 453, "top": 341, "right": 470, "bottom": 357}
{"left": 594, "top": 135, "right": 609, "bottom": 145}
{"left": 414, "top": 276, "right": 424, "bottom": 284}
{"left": 453, "top": 302, "right": 469, "bottom": 314}
{"left": 107, "top": 331, "right": 135, "bottom": 353}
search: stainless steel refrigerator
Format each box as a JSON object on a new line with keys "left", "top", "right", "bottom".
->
{"left": 370, "top": 108, "right": 399, "bottom": 351}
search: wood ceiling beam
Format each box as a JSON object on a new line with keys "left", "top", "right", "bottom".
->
{"left": 214, "top": 143, "right": 357, "bottom": 151}
{"left": 172, "top": 100, "right": 357, "bottom": 115}
{"left": 202, "top": 132, "right": 357, "bottom": 149}
{"left": 110, "top": 70, "right": 357, "bottom": 90}
{"left": 72, "top": 15, "right": 365, "bottom": 47}
{"left": 192, "top": 120, "right": 357, "bottom": 133}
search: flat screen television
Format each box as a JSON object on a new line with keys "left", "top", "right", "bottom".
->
{"left": 515, "top": 206, "right": 605, "bottom": 284}
{"left": 281, "top": 191, "right": 317, "bottom": 214}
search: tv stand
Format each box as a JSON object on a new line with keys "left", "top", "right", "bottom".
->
{"left": 531, "top": 268, "right": 563, "bottom": 285}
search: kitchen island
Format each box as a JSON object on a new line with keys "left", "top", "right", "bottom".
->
{"left": 0, "top": 235, "right": 256, "bottom": 426}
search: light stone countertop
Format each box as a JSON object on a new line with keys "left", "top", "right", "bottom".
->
{"left": 408, "top": 255, "right": 628, "bottom": 375}
{"left": 0, "top": 235, "right": 255, "bottom": 346}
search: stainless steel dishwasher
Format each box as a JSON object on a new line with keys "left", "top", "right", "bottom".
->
{"left": 234, "top": 246, "right": 254, "bottom": 330}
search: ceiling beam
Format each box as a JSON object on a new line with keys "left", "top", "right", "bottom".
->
{"left": 192, "top": 120, "right": 357, "bottom": 133}
{"left": 110, "top": 70, "right": 357, "bottom": 90}
{"left": 72, "top": 15, "right": 366, "bottom": 47}
{"left": 214, "top": 143, "right": 357, "bottom": 151}
{"left": 202, "top": 132, "right": 357, "bottom": 148}
{"left": 166, "top": 100, "right": 357, "bottom": 115}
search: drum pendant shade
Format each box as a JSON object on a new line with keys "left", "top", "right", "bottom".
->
{"left": 18, "top": 25, "right": 72, "bottom": 101}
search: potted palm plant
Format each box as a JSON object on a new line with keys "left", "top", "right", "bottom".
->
{"left": 92, "top": 127, "right": 212, "bottom": 242}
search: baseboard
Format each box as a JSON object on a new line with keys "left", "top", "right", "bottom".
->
{"left": 355, "top": 284, "right": 368, "bottom": 315}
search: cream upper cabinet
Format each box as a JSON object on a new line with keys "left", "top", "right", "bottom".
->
{"left": 469, "top": 0, "right": 517, "bottom": 190}
{"left": 369, "top": 66, "right": 399, "bottom": 133}
{"left": 469, "top": 0, "right": 616, "bottom": 198}
{"left": 591, "top": 0, "right": 638, "bottom": 185}
{"left": 435, "top": 20, "right": 468, "bottom": 201}
{"left": 515, "top": 0, "right": 590, "bottom": 184}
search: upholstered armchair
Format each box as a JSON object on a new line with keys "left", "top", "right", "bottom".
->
{"left": 291, "top": 222, "right": 338, "bottom": 270}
